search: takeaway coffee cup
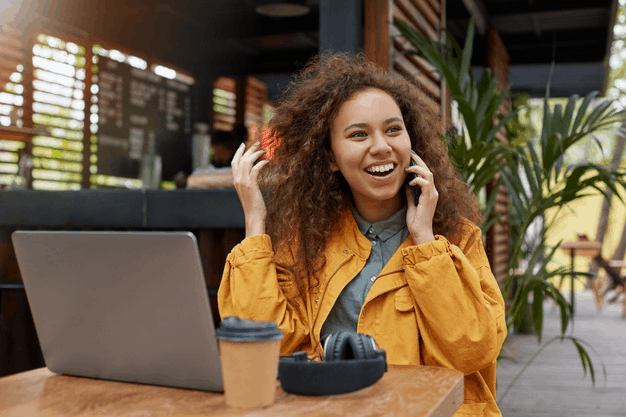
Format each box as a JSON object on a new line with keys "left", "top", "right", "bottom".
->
{"left": 216, "top": 316, "right": 284, "bottom": 409}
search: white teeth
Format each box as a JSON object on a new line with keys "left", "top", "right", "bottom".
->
{"left": 367, "top": 163, "right": 394, "bottom": 173}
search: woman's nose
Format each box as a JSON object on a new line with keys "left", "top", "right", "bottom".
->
{"left": 370, "top": 132, "right": 392, "bottom": 154}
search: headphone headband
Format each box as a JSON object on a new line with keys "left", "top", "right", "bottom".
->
{"left": 278, "top": 331, "right": 387, "bottom": 396}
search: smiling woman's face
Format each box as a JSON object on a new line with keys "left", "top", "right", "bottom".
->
{"left": 330, "top": 88, "right": 412, "bottom": 218}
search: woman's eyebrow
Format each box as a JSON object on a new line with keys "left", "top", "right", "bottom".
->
{"left": 343, "top": 117, "right": 404, "bottom": 133}
{"left": 385, "top": 117, "right": 404, "bottom": 125}
{"left": 343, "top": 122, "right": 367, "bottom": 133}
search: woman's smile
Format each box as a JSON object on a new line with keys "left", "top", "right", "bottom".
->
{"left": 365, "top": 162, "right": 396, "bottom": 176}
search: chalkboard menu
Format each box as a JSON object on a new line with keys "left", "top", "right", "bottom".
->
{"left": 97, "top": 56, "right": 193, "bottom": 180}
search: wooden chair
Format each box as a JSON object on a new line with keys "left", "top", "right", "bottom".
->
{"left": 591, "top": 257, "right": 626, "bottom": 318}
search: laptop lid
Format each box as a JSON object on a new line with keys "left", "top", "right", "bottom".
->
{"left": 11, "top": 230, "right": 223, "bottom": 392}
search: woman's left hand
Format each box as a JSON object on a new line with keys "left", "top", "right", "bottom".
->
{"left": 405, "top": 152, "right": 438, "bottom": 245}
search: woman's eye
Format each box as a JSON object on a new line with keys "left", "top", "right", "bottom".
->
{"left": 349, "top": 131, "right": 367, "bottom": 138}
{"left": 387, "top": 126, "right": 402, "bottom": 133}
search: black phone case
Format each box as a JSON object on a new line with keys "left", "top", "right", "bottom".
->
{"left": 407, "top": 158, "right": 421, "bottom": 205}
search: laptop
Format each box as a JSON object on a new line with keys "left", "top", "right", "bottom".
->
{"left": 11, "top": 230, "right": 223, "bottom": 392}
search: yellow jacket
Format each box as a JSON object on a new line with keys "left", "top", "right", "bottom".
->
{"left": 218, "top": 211, "right": 507, "bottom": 416}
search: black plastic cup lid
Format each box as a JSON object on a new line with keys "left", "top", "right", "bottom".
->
{"left": 216, "top": 316, "right": 284, "bottom": 342}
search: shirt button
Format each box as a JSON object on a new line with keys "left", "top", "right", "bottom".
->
{"left": 368, "top": 227, "right": 374, "bottom": 233}
{"left": 370, "top": 276, "right": 377, "bottom": 283}
{"left": 372, "top": 241, "right": 377, "bottom": 246}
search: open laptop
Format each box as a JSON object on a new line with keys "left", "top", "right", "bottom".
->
{"left": 11, "top": 230, "right": 223, "bottom": 392}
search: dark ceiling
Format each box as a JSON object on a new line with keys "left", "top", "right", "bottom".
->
{"left": 8, "top": 0, "right": 619, "bottom": 97}
{"left": 15, "top": 0, "right": 321, "bottom": 78}
{"left": 447, "top": 0, "right": 616, "bottom": 65}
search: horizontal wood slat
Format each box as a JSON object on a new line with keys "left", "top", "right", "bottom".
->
{"left": 212, "top": 121, "right": 233, "bottom": 132}
{"left": 392, "top": 50, "right": 441, "bottom": 100}
{"left": 213, "top": 77, "right": 236, "bottom": 92}
{"left": 0, "top": 130, "right": 25, "bottom": 141}
{"left": 0, "top": 45, "right": 27, "bottom": 61}
{"left": 244, "top": 94, "right": 265, "bottom": 108}
{"left": 0, "top": 33, "right": 23, "bottom": 48}
{"left": 246, "top": 76, "right": 267, "bottom": 92}
{"left": 391, "top": 36, "right": 440, "bottom": 82}
{"left": 213, "top": 113, "right": 236, "bottom": 125}
{"left": 0, "top": 56, "right": 21, "bottom": 72}
{"left": 410, "top": 0, "right": 440, "bottom": 31}
{"left": 394, "top": 0, "right": 438, "bottom": 40}
{"left": 425, "top": 0, "right": 440, "bottom": 14}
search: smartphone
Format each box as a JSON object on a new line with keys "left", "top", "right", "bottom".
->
{"left": 407, "top": 157, "right": 421, "bottom": 206}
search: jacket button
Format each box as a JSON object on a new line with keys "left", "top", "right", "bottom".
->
{"left": 343, "top": 250, "right": 349, "bottom": 254}
{"left": 315, "top": 298, "right": 319, "bottom": 303}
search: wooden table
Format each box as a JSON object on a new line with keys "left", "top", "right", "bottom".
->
{"left": 0, "top": 365, "right": 463, "bottom": 416}
{"left": 560, "top": 241, "right": 602, "bottom": 315}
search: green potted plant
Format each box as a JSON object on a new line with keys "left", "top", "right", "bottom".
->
{"left": 395, "top": 18, "right": 626, "bottom": 389}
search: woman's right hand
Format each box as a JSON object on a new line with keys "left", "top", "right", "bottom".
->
{"left": 231, "top": 141, "right": 270, "bottom": 237}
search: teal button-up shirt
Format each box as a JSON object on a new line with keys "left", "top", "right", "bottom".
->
{"left": 320, "top": 206, "right": 409, "bottom": 338}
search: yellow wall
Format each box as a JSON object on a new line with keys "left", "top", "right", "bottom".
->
{"left": 546, "top": 194, "right": 626, "bottom": 290}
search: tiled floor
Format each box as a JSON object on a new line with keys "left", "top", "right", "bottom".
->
{"left": 496, "top": 290, "right": 626, "bottom": 417}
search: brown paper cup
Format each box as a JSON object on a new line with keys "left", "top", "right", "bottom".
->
{"left": 219, "top": 339, "right": 281, "bottom": 409}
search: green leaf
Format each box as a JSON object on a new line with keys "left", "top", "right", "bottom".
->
{"left": 531, "top": 287, "right": 544, "bottom": 342}
{"left": 571, "top": 91, "right": 599, "bottom": 133}
{"left": 459, "top": 18, "right": 475, "bottom": 92}
{"left": 560, "top": 94, "right": 578, "bottom": 137}
{"left": 454, "top": 96, "right": 478, "bottom": 141}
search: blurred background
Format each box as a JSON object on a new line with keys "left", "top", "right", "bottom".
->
{"left": 1, "top": 4, "right": 626, "bottom": 415}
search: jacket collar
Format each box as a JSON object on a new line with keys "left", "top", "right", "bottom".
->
{"left": 351, "top": 205, "right": 407, "bottom": 242}
{"left": 334, "top": 209, "right": 373, "bottom": 259}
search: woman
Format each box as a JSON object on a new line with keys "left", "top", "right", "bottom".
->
{"left": 218, "top": 53, "right": 506, "bottom": 416}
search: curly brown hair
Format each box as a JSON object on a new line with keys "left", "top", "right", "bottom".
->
{"left": 260, "top": 52, "right": 480, "bottom": 295}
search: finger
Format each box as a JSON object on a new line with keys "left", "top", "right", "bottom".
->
{"left": 407, "top": 165, "right": 432, "bottom": 179}
{"left": 231, "top": 143, "right": 246, "bottom": 168}
{"left": 250, "top": 148, "right": 268, "bottom": 159}
{"left": 242, "top": 145, "right": 266, "bottom": 162}
{"left": 245, "top": 141, "right": 262, "bottom": 154}
{"left": 410, "top": 152, "right": 430, "bottom": 170}
{"left": 405, "top": 184, "right": 417, "bottom": 208}
{"left": 408, "top": 176, "right": 427, "bottom": 187}
{"left": 250, "top": 159, "right": 270, "bottom": 176}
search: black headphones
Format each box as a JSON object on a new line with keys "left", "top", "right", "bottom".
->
{"left": 278, "top": 330, "right": 387, "bottom": 396}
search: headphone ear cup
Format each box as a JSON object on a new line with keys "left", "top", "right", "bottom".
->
{"left": 326, "top": 330, "right": 352, "bottom": 361}
{"left": 347, "top": 333, "right": 367, "bottom": 360}
{"left": 349, "top": 333, "right": 379, "bottom": 359}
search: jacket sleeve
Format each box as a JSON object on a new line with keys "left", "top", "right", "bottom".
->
{"left": 217, "top": 234, "right": 311, "bottom": 355}
{"left": 401, "top": 224, "right": 507, "bottom": 375}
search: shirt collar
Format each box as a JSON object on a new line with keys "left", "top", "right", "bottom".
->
{"left": 351, "top": 205, "right": 407, "bottom": 242}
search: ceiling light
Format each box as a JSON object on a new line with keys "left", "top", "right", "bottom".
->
{"left": 255, "top": 2, "right": 310, "bottom": 18}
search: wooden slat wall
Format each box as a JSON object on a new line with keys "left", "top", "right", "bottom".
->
{"left": 486, "top": 27, "right": 511, "bottom": 287}
{"left": 212, "top": 76, "right": 269, "bottom": 144}
{"left": 0, "top": 33, "right": 27, "bottom": 128}
{"left": 365, "top": 0, "right": 449, "bottom": 128}
{"left": 0, "top": 31, "right": 28, "bottom": 188}
{"left": 212, "top": 77, "right": 237, "bottom": 133}
{"left": 245, "top": 76, "right": 268, "bottom": 142}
